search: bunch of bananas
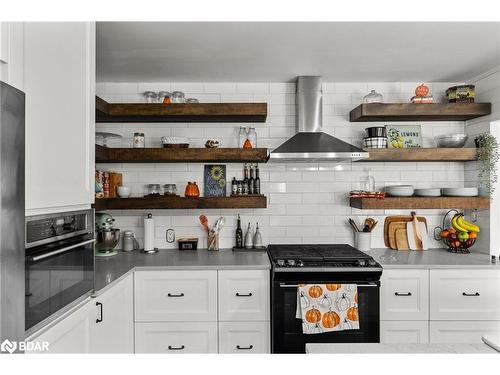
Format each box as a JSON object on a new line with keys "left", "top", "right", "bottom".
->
{"left": 451, "top": 213, "right": 480, "bottom": 234}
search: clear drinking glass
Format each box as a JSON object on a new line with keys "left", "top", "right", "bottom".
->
{"left": 247, "top": 127, "right": 257, "bottom": 148}
{"left": 143, "top": 91, "right": 158, "bottom": 103}
{"left": 171, "top": 91, "right": 185, "bottom": 103}
{"left": 238, "top": 126, "right": 248, "bottom": 148}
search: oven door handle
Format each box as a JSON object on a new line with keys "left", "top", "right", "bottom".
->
{"left": 30, "top": 239, "right": 95, "bottom": 262}
{"left": 279, "top": 283, "right": 379, "bottom": 288}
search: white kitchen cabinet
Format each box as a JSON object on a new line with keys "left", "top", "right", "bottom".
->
{"left": 24, "top": 22, "right": 95, "bottom": 215}
{"left": 218, "top": 270, "right": 270, "bottom": 321}
{"left": 0, "top": 22, "right": 24, "bottom": 90}
{"left": 27, "top": 299, "right": 92, "bottom": 353}
{"left": 430, "top": 321, "right": 500, "bottom": 343}
{"left": 380, "top": 269, "right": 429, "bottom": 321}
{"left": 135, "top": 322, "right": 218, "bottom": 354}
{"left": 135, "top": 270, "right": 217, "bottom": 322}
{"left": 90, "top": 274, "right": 134, "bottom": 353}
{"left": 430, "top": 269, "right": 500, "bottom": 321}
{"left": 380, "top": 321, "right": 429, "bottom": 344}
{"left": 218, "top": 321, "right": 270, "bottom": 353}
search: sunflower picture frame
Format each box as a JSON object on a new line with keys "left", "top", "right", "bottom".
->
{"left": 204, "top": 164, "right": 227, "bottom": 197}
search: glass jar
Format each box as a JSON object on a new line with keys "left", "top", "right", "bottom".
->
{"left": 158, "top": 91, "right": 171, "bottom": 104}
{"left": 247, "top": 127, "right": 257, "bottom": 148}
{"left": 133, "top": 132, "right": 145, "bottom": 148}
{"left": 143, "top": 91, "right": 158, "bottom": 103}
{"left": 363, "top": 89, "right": 383, "bottom": 103}
{"left": 122, "top": 230, "right": 139, "bottom": 252}
{"left": 163, "top": 184, "right": 177, "bottom": 196}
{"left": 171, "top": 91, "right": 185, "bottom": 103}
{"left": 238, "top": 126, "right": 248, "bottom": 148}
{"left": 148, "top": 184, "right": 161, "bottom": 196}
{"left": 185, "top": 98, "right": 199, "bottom": 103}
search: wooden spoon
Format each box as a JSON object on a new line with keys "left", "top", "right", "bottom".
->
{"left": 199, "top": 215, "right": 209, "bottom": 233}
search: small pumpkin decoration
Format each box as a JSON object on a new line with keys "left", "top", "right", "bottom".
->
{"left": 308, "top": 285, "right": 323, "bottom": 298}
{"left": 243, "top": 139, "right": 253, "bottom": 149}
{"left": 184, "top": 182, "right": 200, "bottom": 198}
{"left": 335, "top": 293, "right": 351, "bottom": 311}
{"left": 305, "top": 307, "right": 322, "bottom": 323}
{"left": 347, "top": 306, "right": 359, "bottom": 321}
{"left": 325, "top": 283, "right": 342, "bottom": 292}
{"left": 415, "top": 84, "right": 429, "bottom": 98}
{"left": 322, "top": 309, "right": 340, "bottom": 328}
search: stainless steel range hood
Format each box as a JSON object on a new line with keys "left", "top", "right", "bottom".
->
{"left": 270, "top": 76, "right": 369, "bottom": 161}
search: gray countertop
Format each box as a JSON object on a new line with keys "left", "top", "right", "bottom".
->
{"left": 366, "top": 248, "right": 498, "bottom": 269}
{"left": 94, "top": 248, "right": 270, "bottom": 294}
{"left": 306, "top": 343, "right": 498, "bottom": 354}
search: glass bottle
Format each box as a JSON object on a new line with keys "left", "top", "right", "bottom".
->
{"left": 247, "top": 127, "right": 257, "bottom": 147}
{"left": 231, "top": 177, "right": 237, "bottom": 196}
{"left": 235, "top": 214, "right": 243, "bottom": 248}
{"left": 248, "top": 165, "right": 255, "bottom": 195}
{"left": 361, "top": 169, "right": 376, "bottom": 192}
{"left": 238, "top": 126, "right": 248, "bottom": 148}
{"left": 363, "top": 89, "right": 383, "bottom": 103}
{"left": 254, "top": 164, "right": 261, "bottom": 195}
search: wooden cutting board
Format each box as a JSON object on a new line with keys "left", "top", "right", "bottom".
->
{"left": 395, "top": 228, "right": 409, "bottom": 250}
{"left": 388, "top": 222, "right": 407, "bottom": 249}
{"left": 384, "top": 215, "right": 428, "bottom": 248}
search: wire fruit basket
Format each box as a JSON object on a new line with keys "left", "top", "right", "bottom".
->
{"left": 433, "top": 209, "right": 479, "bottom": 254}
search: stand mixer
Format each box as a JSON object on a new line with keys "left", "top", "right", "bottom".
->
{"left": 95, "top": 212, "right": 120, "bottom": 257}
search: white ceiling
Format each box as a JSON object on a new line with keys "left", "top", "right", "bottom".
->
{"left": 97, "top": 22, "right": 500, "bottom": 82}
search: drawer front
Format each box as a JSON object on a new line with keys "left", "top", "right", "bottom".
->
{"left": 218, "top": 270, "right": 270, "bottom": 321}
{"left": 380, "top": 321, "right": 429, "bottom": 344}
{"left": 430, "top": 269, "right": 500, "bottom": 320}
{"left": 381, "top": 269, "right": 429, "bottom": 320}
{"left": 135, "top": 322, "right": 218, "bottom": 353}
{"left": 430, "top": 321, "right": 500, "bottom": 344}
{"left": 135, "top": 271, "right": 217, "bottom": 322}
{"left": 218, "top": 322, "right": 270, "bottom": 354}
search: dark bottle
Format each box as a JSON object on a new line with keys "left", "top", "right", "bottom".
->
{"left": 254, "top": 164, "right": 261, "bottom": 195}
{"left": 235, "top": 214, "right": 243, "bottom": 248}
{"left": 231, "top": 177, "right": 237, "bottom": 196}
{"left": 243, "top": 163, "right": 249, "bottom": 195}
{"left": 248, "top": 165, "right": 255, "bottom": 194}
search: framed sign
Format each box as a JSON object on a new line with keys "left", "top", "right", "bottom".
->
{"left": 386, "top": 125, "right": 422, "bottom": 148}
{"left": 204, "top": 165, "right": 227, "bottom": 197}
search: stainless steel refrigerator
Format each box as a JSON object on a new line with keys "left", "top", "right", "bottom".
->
{"left": 0, "top": 81, "right": 25, "bottom": 346}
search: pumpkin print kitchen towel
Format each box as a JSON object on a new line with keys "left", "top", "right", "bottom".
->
{"left": 296, "top": 284, "right": 359, "bottom": 334}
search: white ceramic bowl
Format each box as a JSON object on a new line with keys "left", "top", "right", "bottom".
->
{"left": 441, "top": 187, "right": 479, "bottom": 197}
{"left": 414, "top": 188, "right": 441, "bottom": 197}
{"left": 385, "top": 185, "right": 415, "bottom": 197}
{"left": 117, "top": 186, "right": 131, "bottom": 198}
{"left": 161, "top": 136, "right": 190, "bottom": 145}
{"left": 435, "top": 134, "right": 468, "bottom": 148}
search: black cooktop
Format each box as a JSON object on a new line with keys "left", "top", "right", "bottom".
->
{"left": 267, "top": 244, "right": 371, "bottom": 261}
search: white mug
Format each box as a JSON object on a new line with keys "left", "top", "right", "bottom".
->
{"left": 117, "top": 185, "right": 131, "bottom": 198}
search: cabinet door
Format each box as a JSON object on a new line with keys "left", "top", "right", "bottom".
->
{"left": 135, "top": 270, "right": 217, "bottom": 322}
{"left": 24, "top": 22, "right": 95, "bottom": 213}
{"left": 430, "top": 321, "right": 500, "bottom": 343}
{"left": 135, "top": 322, "right": 218, "bottom": 354}
{"left": 90, "top": 274, "right": 134, "bottom": 353}
{"left": 380, "top": 321, "right": 429, "bottom": 344}
{"left": 430, "top": 269, "right": 500, "bottom": 320}
{"left": 381, "top": 269, "right": 429, "bottom": 320}
{"left": 27, "top": 299, "right": 92, "bottom": 353}
{"left": 218, "top": 321, "right": 270, "bottom": 353}
{"left": 218, "top": 270, "right": 270, "bottom": 321}
{"left": 0, "top": 22, "right": 24, "bottom": 90}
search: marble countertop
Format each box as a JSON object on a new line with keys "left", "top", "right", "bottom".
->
{"left": 306, "top": 343, "right": 498, "bottom": 354}
{"left": 366, "top": 248, "right": 498, "bottom": 269}
{"left": 94, "top": 248, "right": 270, "bottom": 294}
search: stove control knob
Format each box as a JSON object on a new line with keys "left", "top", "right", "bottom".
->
{"left": 357, "top": 259, "right": 367, "bottom": 267}
{"left": 277, "top": 259, "right": 285, "bottom": 267}
{"left": 287, "top": 259, "right": 296, "bottom": 267}
{"left": 368, "top": 259, "right": 377, "bottom": 266}
{"left": 297, "top": 260, "right": 304, "bottom": 267}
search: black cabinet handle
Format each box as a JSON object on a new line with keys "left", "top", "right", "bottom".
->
{"left": 167, "top": 293, "right": 185, "bottom": 297}
{"left": 236, "top": 345, "right": 253, "bottom": 350}
{"left": 394, "top": 292, "right": 412, "bottom": 296}
{"left": 168, "top": 345, "right": 185, "bottom": 350}
{"left": 235, "top": 292, "right": 253, "bottom": 297}
{"left": 96, "top": 302, "right": 103, "bottom": 323}
{"left": 462, "top": 292, "right": 480, "bottom": 296}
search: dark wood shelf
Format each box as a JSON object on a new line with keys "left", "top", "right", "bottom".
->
{"left": 93, "top": 195, "right": 267, "bottom": 210}
{"left": 357, "top": 148, "right": 478, "bottom": 162}
{"left": 349, "top": 103, "right": 491, "bottom": 122}
{"left": 96, "top": 96, "right": 267, "bottom": 123}
{"left": 96, "top": 145, "right": 269, "bottom": 163}
{"left": 350, "top": 197, "right": 489, "bottom": 210}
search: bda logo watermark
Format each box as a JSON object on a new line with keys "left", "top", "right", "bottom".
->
{"left": 1, "top": 339, "right": 49, "bottom": 353}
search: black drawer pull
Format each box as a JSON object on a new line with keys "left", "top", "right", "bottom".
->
{"left": 167, "top": 293, "right": 185, "bottom": 297}
{"left": 168, "top": 345, "right": 185, "bottom": 350}
{"left": 235, "top": 292, "right": 253, "bottom": 297}
{"left": 236, "top": 345, "right": 253, "bottom": 350}
{"left": 394, "top": 292, "right": 412, "bottom": 296}
{"left": 96, "top": 302, "right": 103, "bottom": 323}
{"left": 462, "top": 292, "right": 480, "bottom": 296}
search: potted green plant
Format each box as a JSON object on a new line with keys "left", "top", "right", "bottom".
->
{"left": 475, "top": 134, "right": 499, "bottom": 198}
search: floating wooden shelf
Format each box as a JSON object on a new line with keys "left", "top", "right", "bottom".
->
{"left": 349, "top": 103, "right": 491, "bottom": 122}
{"left": 356, "top": 148, "right": 478, "bottom": 162}
{"left": 350, "top": 197, "right": 490, "bottom": 210}
{"left": 96, "top": 97, "right": 267, "bottom": 123}
{"left": 95, "top": 145, "right": 269, "bottom": 163}
{"left": 93, "top": 195, "right": 267, "bottom": 210}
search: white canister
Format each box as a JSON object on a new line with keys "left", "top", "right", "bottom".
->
{"left": 354, "top": 232, "right": 371, "bottom": 252}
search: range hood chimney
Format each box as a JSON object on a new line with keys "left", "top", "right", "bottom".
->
{"left": 270, "top": 76, "right": 369, "bottom": 161}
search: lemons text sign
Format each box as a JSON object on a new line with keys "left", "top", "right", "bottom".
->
{"left": 386, "top": 125, "right": 422, "bottom": 149}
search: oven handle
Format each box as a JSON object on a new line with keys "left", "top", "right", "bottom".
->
{"left": 30, "top": 239, "right": 95, "bottom": 262}
{"left": 279, "top": 283, "right": 379, "bottom": 288}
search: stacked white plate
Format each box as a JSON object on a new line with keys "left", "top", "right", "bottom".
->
{"left": 441, "top": 187, "right": 479, "bottom": 197}
{"left": 414, "top": 188, "right": 441, "bottom": 197}
{"left": 385, "top": 185, "right": 414, "bottom": 197}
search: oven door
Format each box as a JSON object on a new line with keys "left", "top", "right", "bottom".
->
{"left": 272, "top": 279, "right": 380, "bottom": 353}
{"left": 25, "top": 235, "right": 95, "bottom": 334}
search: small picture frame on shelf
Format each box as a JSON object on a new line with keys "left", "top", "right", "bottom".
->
{"left": 204, "top": 165, "right": 227, "bottom": 197}
{"left": 386, "top": 125, "right": 422, "bottom": 149}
